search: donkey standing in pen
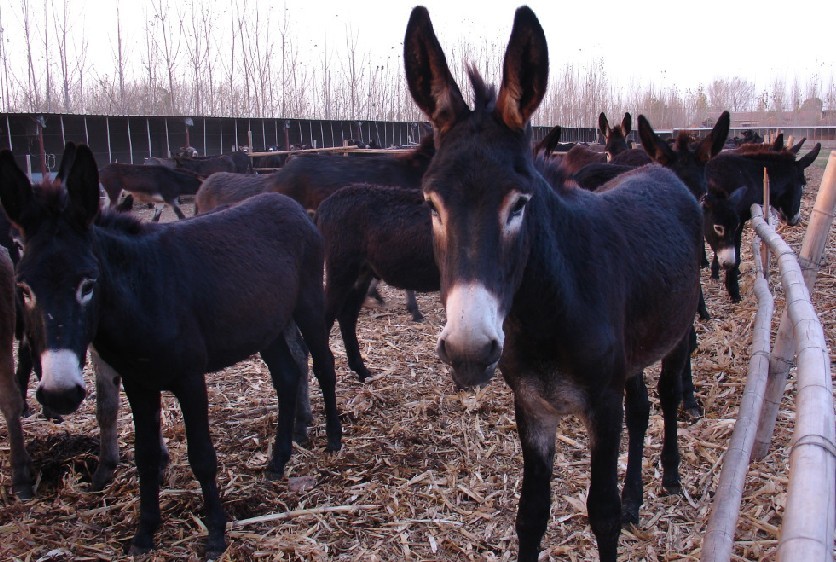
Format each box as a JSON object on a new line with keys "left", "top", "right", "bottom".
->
{"left": 0, "top": 143, "right": 341, "bottom": 557}
{"left": 404, "top": 6, "right": 703, "bottom": 561}
{"left": 315, "top": 184, "right": 438, "bottom": 381}
{"left": 702, "top": 141, "right": 821, "bottom": 301}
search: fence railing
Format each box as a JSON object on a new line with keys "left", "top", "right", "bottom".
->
{"left": 701, "top": 152, "right": 836, "bottom": 561}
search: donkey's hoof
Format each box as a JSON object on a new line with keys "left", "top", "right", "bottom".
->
{"left": 662, "top": 481, "right": 683, "bottom": 496}
{"left": 680, "top": 404, "right": 704, "bottom": 423}
{"left": 325, "top": 437, "right": 343, "bottom": 453}
{"left": 204, "top": 540, "right": 227, "bottom": 561}
{"left": 127, "top": 541, "right": 154, "bottom": 556}
{"left": 20, "top": 402, "right": 33, "bottom": 418}
{"left": 90, "top": 467, "right": 116, "bottom": 492}
{"left": 292, "top": 429, "right": 310, "bottom": 448}
{"left": 13, "top": 483, "right": 34, "bottom": 500}
{"left": 621, "top": 505, "right": 640, "bottom": 528}
{"left": 410, "top": 312, "right": 425, "bottom": 322}
{"left": 265, "top": 465, "right": 286, "bottom": 482}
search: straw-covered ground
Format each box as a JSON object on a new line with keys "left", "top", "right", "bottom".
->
{"left": 0, "top": 163, "right": 833, "bottom": 561}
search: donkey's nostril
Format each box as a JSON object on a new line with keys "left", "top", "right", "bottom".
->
{"left": 437, "top": 338, "right": 450, "bottom": 364}
{"left": 487, "top": 339, "right": 501, "bottom": 364}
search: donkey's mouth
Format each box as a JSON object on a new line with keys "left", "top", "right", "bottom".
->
{"left": 449, "top": 360, "right": 498, "bottom": 390}
{"left": 36, "top": 385, "right": 87, "bottom": 416}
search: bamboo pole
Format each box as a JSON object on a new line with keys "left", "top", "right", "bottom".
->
{"left": 701, "top": 234, "right": 775, "bottom": 562}
{"left": 753, "top": 152, "right": 836, "bottom": 459}
{"left": 750, "top": 204, "right": 835, "bottom": 562}
{"left": 761, "top": 168, "right": 770, "bottom": 277}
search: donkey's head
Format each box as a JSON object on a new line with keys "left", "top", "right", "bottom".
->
{"left": 0, "top": 143, "right": 102, "bottom": 415}
{"left": 599, "top": 112, "right": 631, "bottom": 161}
{"left": 701, "top": 186, "right": 745, "bottom": 270}
{"left": 779, "top": 142, "right": 821, "bottom": 226}
{"left": 638, "top": 111, "right": 730, "bottom": 199}
{"left": 404, "top": 6, "right": 548, "bottom": 388}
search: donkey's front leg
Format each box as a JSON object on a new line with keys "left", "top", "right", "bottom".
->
{"left": 0, "top": 352, "right": 33, "bottom": 498}
{"left": 123, "top": 381, "right": 165, "bottom": 554}
{"left": 513, "top": 392, "right": 559, "bottom": 562}
{"left": 586, "top": 386, "right": 624, "bottom": 562}
{"left": 172, "top": 375, "right": 227, "bottom": 558}
{"left": 90, "top": 348, "right": 120, "bottom": 490}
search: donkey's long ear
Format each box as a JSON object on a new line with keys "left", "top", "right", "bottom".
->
{"left": 797, "top": 143, "right": 821, "bottom": 170}
{"left": 598, "top": 112, "right": 609, "bottom": 137}
{"left": 63, "top": 145, "right": 101, "bottom": 226}
{"left": 638, "top": 114, "right": 674, "bottom": 165}
{"left": 403, "top": 6, "right": 468, "bottom": 135}
{"left": 771, "top": 133, "right": 784, "bottom": 151}
{"left": 621, "top": 112, "right": 632, "bottom": 135}
{"left": 697, "top": 111, "right": 730, "bottom": 163}
{"left": 496, "top": 6, "right": 548, "bottom": 130}
{"left": 790, "top": 137, "right": 806, "bottom": 155}
{"left": 55, "top": 141, "right": 78, "bottom": 183}
{"left": 0, "top": 150, "right": 35, "bottom": 230}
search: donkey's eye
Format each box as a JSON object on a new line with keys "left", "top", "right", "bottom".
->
{"left": 424, "top": 197, "right": 439, "bottom": 217}
{"left": 509, "top": 196, "right": 530, "bottom": 219}
{"left": 17, "top": 283, "right": 34, "bottom": 307}
{"left": 77, "top": 278, "right": 96, "bottom": 303}
{"left": 713, "top": 225, "right": 725, "bottom": 237}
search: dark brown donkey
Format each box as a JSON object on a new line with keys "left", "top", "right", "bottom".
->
{"left": 99, "top": 163, "right": 203, "bottom": 221}
{"left": 0, "top": 143, "right": 341, "bottom": 557}
{"left": 315, "top": 184, "right": 438, "bottom": 381}
{"left": 404, "top": 7, "right": 702, "bottom": 561}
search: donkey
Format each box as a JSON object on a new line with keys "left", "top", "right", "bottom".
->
{"left": 557, "top": 112, "right": 632, "bottom": 175}
{"left": 404, "top": 7, "right": 703, "bottom": 561}
{"left": 266, "top": 133, "right": 435, "bottom": 210}
{"left": 599, "top": 112, "right": 633, "bottom": 161}
{"left": 99, "top": 163, "right": 203, "bottom": 221}
{"left": 0, "top": 143, "right": 341, "bottom": 557}
{"left": 0, "top": 245, "right": 31, "bottom": 497}
{"left": 703, "top": 142, "right": 821, "bottom": 301}
{"left": 193, "top": 172, "right": 273, "bottom": 215}
{"left": 315, "top": 184, "right": 438, "bottom": 381}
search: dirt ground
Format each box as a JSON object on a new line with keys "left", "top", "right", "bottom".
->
{"left": 0, "top": 161, "right": 833, "bottom": 561}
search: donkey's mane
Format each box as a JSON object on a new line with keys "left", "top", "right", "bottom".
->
{"left": 467, "top": 65, "right": 497, "bottom": 115}
{"left": 674, "top": 132, "right": 697, "bottom": 152}
{"left": 95, "top": 208, "right": 148, "bottom": 235}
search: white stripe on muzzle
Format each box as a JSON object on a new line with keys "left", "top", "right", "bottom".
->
{"left": 439, "top": 282, "right": 504, "bottom": 362}
{"left": 717, "top": 247, "right": 737, "bottom": 269}
{"left": 38, "top": 349, "right": 85, "bottom": 393}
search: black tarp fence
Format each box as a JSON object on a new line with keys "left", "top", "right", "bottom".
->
{"left": 1, "top": 112, "right": 580, "bottom": 178}
{"left": 5, "top": 111, "right": 833, "bottom": 180}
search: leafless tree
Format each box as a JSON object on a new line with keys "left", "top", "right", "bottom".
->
{"left": 152, "top": 0, "right": 181, "bottom": 114}
{"left": 0, "top": 5, "right": 14, "bottom": 111}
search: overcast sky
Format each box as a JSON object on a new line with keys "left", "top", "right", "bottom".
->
{"left": 5, "top": 0, "right": 835, "bottom": 94}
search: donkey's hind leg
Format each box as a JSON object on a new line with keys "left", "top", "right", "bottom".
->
{"left": 336, "top": 275, "right": 376, "bottom": 382}
{"left": 283, "top": 321, "right": 313, "bottom": 446}
{"left": 621, "top": 372, "right": 650, "bottom": 526}
{"left": 294, "top": 289, "right": 342, "bottom": 453}
{"left": 658, "top": 333, "right": 691, "bottom": 495}
{"left": 404, "top": 290, "right": 424, "bottom": 322}
{"left": 680, "top": 326, "right": 703, "bottom": 421}
{"left": 260, "top": 335, "right": 302, "bottom": 479}
{"left": 169, "top": 197, "right": 187, "bottom": 220}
